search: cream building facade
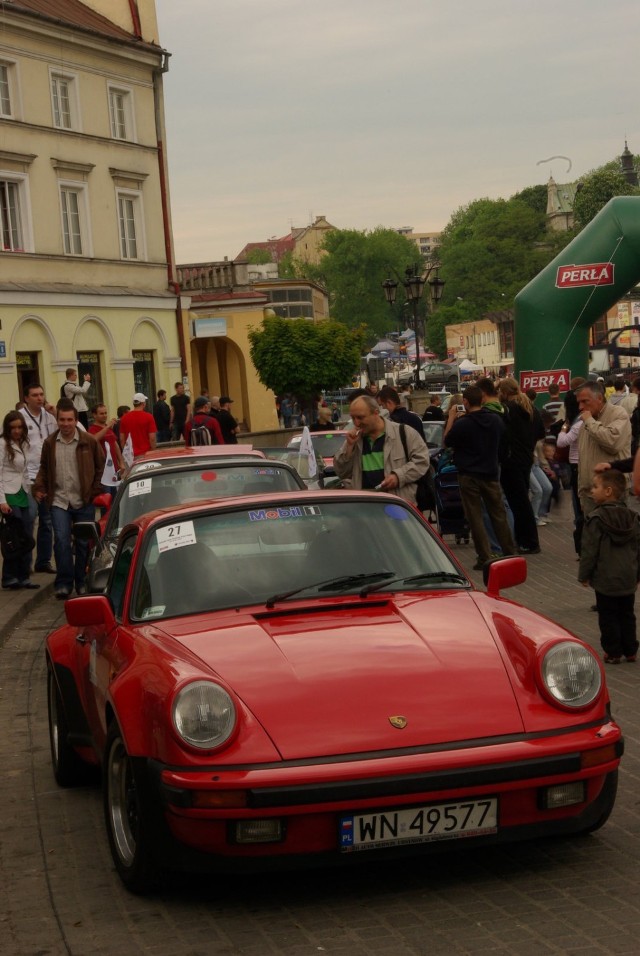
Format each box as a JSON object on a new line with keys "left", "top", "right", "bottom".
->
{"left": 0, "top": 0, "right": 187, "bottom": 416}
{"left": 445, "top": 318, "right": 501, "bottom": 373}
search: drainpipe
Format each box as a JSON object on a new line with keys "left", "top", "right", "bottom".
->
{"left": 127, "top": 0, "right": 143, "bottom": 39}
{"left": 152, "top": 53, "right": 188, "bottom": 377}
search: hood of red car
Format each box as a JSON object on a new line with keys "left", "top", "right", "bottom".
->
{"left": 166, "top": 593, "right": 524, "bottom": 760}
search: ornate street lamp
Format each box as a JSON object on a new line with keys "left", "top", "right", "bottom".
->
{"left": 428, "top": 272, "right": 445, "bottom": 305}
{"left": 403, "top": 268, "right": 426, "bottom": 386}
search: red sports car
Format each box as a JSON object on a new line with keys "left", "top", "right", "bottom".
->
{"left": 46, "top": 491, "right": 622, "bottom": 893}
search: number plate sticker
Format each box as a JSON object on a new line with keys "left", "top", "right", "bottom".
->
{"left": 128, "top": 478, "right": 152, "bottom": 497}
{"left": 156, "top": 521, "right": 197, "bottom": 552}
{"left": 340, "top": 798, "right": 497, "bottom": 851}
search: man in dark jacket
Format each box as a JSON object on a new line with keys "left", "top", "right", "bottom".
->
{"left": 378, "top": 386, "right": 425, "bottom": 441}
{"left": 33, "top": 400, "right": 104, "bottom": 598}
{"left": 445, "top": 385, "right": 516, "bottom": 569}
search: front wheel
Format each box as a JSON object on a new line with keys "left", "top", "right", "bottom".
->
{"left": 103, "top": 723, "right": 164, "bottom": 893}
{"left": 47, "top": 666, "right": 89, "bottom": 787}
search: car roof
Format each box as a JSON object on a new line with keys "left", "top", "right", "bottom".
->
{"left": 125, "top": 456, "right": 304, "bottom": 481}
{"left": 129, "top": 488, "right": 407, "bottom": 534}
{"left": 134, "top": 444, "right": 265, "bottom": 464}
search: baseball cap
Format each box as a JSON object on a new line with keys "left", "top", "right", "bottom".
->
{"left": 219, "top": 395, "right": 234, "bottom": 404}
{"left": 194, "top": 396, "right": 210, "bottom": 409}
{"left": 132, "top": 392, "right": 148, "bottom": 404}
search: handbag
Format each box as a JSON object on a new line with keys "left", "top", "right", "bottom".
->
{"left": 0, "top": 511, "right": 35, "bottom": 560}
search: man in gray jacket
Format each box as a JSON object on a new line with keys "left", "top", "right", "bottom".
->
{"left": 333, "top": 395, "right": 429, "bottom": 507}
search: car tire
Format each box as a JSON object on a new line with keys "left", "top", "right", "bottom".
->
{"left": 103, "top": 722, "right": 164, "bottom": 894}
{"left": 47, "top": 666, "right": 89, "bottom": 787}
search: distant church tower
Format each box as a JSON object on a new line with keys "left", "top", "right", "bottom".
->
{"left": 620, "top": 141, "right": 638, "bottom": 187}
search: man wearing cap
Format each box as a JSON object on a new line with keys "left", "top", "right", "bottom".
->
{"left": 119, "top": 393, "right": 157, "bottom": 456}
{"left": 218, "top": 396, "right": 239, "bottom": 444}
{"left": 184, "top": 396, "right": 224, "bottom": 445}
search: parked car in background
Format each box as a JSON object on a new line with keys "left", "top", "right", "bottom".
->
{"left": 48, "top": 489, "right": 622, "bottom": 892}
{"left": 84, "top": 456, "right": 305, "bottom": 590}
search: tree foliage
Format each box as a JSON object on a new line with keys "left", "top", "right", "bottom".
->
{"left": 248, "top": 316, "right": 365, "bottom": 400}
{"left": 245, "top": 248, "right": 272, "bottom": 265}
{"left": 302, "top": 228, "right": 425, "bottom": 338}
{"left": 572, "top": 165, "right": 640, "bottom": 229}
{"left": 433, "top": 195, "right": 570, "bottom": 352}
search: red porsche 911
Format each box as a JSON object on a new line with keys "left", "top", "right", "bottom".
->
{"left": 46, "top": 490, "right": 622, "bottom": 893}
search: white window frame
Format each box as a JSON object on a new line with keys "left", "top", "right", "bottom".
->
{"left": 0, "top": 57, "right": 20, "bottom": 119}
{"left": 116, "top": 188, "right": 146, "bottom": 261}
{"left": 0, "top": 171, "right": 33, "bottom": 252}
{"left": 107, "top": 83, "right": 136, "bottom": 142}
{"left": 58, "top": 180, "right": 92, "bottom": 257}
{"left": 49, "top": 68, "right": 81, "bottom": 131}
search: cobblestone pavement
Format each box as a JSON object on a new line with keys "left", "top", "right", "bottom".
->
{"left": 1, "top": 493, "right": 640, "bottom": 956}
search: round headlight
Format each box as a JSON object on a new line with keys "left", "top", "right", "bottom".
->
{"left": 540, "top": 641, "right": 601, "bottom": 708}
{"left": 172, "top": 681, "right": 236, "bottom": 749}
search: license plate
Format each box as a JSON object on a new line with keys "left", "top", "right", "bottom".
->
{"left": 340, "top": 798, "right": 498, "bottom": 851}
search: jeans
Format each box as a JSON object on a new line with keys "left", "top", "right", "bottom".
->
{"left": 50, "top": 502, "right": 95, "bottom": 592}
{"left": 34, "top": 497, "right": 53, "bottom": 569}
{"left": 530, "top": 465, "right": 553, "bottom": 518}
{"left": 482, "top": 493, "right": 515, "bottom": 554}
{"left": 1, "top": 496, "right": 37, "bottom": 585}
{"left": 458, "top": 473, "right": 517, "bottom": 565}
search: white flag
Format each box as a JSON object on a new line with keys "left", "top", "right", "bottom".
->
{"left": 101, "top": 442, "right": 121, "bottom": 488}
{"left": 122, "top": 432, "right": 134, "bottom": 468}
{"left": 299, "top": 425, "right": 317, "bottom": 478}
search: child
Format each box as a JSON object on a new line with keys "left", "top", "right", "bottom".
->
{"left": 578, "top": 470, "right": 640, "bottom": 663}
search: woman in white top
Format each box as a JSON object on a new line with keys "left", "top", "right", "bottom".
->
{"left": 0, "top": 411, "right": 38, "bottom": 589}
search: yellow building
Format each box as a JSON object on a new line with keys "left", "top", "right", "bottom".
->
{"left": 291, "top": 215, "right": 336, "bottom": 265}
{"left": 0, "top": 0, "right": 186, "bottom": 415}
{"left": 445, "top": 318, "right": 502, "bottom": 373}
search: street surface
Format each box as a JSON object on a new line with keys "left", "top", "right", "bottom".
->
{"left": 1, "top": 492, "right": 640, "bottom": 955}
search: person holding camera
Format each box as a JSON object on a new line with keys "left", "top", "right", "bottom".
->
{"left": 444, "top": 385, "right": 516, "bottom": 570}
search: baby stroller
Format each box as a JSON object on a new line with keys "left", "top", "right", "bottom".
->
{"left": 432, "top": 450, "right": 470, "bottom": 545}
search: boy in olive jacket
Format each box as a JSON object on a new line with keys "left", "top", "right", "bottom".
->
{"left": 579, "top": 470, "right": 640, "bottom": 663}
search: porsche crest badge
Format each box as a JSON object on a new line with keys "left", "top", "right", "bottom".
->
{"left": 389, "top": 715, "right": 407, "bottom": 729}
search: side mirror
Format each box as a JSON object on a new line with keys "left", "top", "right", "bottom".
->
{"left": 65, "top": 595, "right": 116, "bottom": 630}
{"left": 73, "top": 521, "right": 102, "bottom": 551}
{"left": 484, "top": 556, "right": 527, "bottom": 596}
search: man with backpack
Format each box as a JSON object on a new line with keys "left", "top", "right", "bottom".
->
{"left": 184, "top": 396, "right": 223, "bottom": 446}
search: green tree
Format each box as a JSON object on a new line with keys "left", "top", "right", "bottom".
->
{"left": 248, "top": 316, "right": 365, "bottom": 402}
{"left": 572, "top": 164, "right": 640, "bottom": 229}
{"left": 303, "top": 228, "right": 424, "bottom": 338}
{"left": 434, "top": 196, "right": 571, "bottom": 339}
{"left": 245, "top": 248, "right": 273, "bottom": 265}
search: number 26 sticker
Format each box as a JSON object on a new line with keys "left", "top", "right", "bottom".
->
{"left": 156, "top": 521, "right": 196, "bottom": 552}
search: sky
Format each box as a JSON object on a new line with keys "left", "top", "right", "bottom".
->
{"left": 155, "top": 0, "right": 639, "bottom": 264}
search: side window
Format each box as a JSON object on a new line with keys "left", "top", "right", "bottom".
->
{"left": 109, "top": 534, "right": 137, "bottom": 620}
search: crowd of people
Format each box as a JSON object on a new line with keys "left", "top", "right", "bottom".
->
{"left": 0, "top": 374, "right": 241, "bottom": 596}
{"left": 332, "top": 373, "right": 640, "bottom": 665}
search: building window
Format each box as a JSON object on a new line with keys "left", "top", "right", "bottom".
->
{"left": 59, "top": 184, "right": 90, "bottom": 256}
{"left": 108, "top": 85, "right": 135, "bottom": 141}
{"left": 133, "top": 351, "right": 156, "bottom": 402}
{"left": 50, "top": 71, "right": 79, "bottom": 130}
{"left": 0, "top": 178, "right": 25, "bottom": 251}
{"left": 0, "top": 61, "right": 15, "bottom": 118}
{"left": 117, "top": 190, "right": 144, "bottom": 260}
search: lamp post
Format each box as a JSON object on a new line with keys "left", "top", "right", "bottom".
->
{"left": 382, "top": 266, "right": 445, "bottom": 388}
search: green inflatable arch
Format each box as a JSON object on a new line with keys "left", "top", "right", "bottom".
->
{"left": 514, "top": 196, "right": 640, "bottom": 395}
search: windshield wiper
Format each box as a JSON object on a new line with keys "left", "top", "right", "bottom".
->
{"left": 359, "top": 571, "right": 468, "bottom": 597}
{"left": 265, "top": 572, "right": 395, "bottom": 609}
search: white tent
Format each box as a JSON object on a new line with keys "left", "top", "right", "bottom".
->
{"left": 459, "top": 358, "right": 483, "bottom": 372}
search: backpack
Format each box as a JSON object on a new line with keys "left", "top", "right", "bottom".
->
{"left": 399, "top": 424, "right": 435, "bottom": 512}
{"left": 190, "top": 424, "right": 212, "bottom": 446}
{"left": 60, "top": 382, "right": 68, "bottom": 399}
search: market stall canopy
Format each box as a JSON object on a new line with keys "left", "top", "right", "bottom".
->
{"left": 459, "top": 359, "right": 483, "bottom": 372}
{"left": 371, "top": 339, "right": 399, "bottom": 354}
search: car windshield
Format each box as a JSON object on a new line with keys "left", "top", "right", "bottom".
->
{"left": 129, "top": 498, "right": 468, "bottom": 621}
{"left": 289, "top": 433, "right": 346, "bottom": 458}
{"left": 107, "top": 465, "right": 302, "bottom": 536}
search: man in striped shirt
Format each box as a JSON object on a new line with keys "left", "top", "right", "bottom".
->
{"left": 333, "top": 396, "right": 429, "bottom": 506}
